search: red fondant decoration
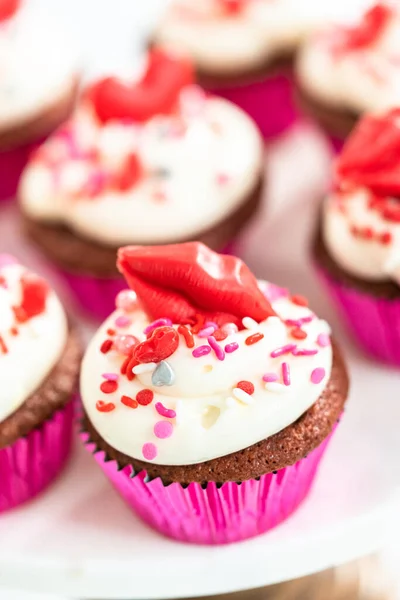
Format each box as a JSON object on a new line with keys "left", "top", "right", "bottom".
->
{"left": 117, "top": 242, "right": 276, "bottom": 329}
{"left": 88, "top": 49, "right": 194, "bottom": 124}
{"left": 134, "top": 326, "right": 179, "bottom": 364}
{"left": 114, "top": 153, "right": 143, "bottom": 192}
{"left": 338, "top": 4, "right": 392, "bottom": 52}
{"left": 19, "top": 273, "right": 49, "bottom": 320}
{"left": 0, "top": 0, "right": 19, "bottom": 22}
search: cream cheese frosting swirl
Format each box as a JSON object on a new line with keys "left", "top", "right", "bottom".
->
{"left": 0, "top": 255, "right": 68, "bottom": 424}
{"left": 81, "top": 243, "right": 333, "bottom": 466}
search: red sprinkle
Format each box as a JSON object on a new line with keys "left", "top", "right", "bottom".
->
{"left": 125, "top": 356, "right": 139, "bottom": 381}
{"left": 191, "top": 314, "right": 206, "bottom": 334}
{"left": 12, "top": 305, "right": 28, "bottom": 323}
{"left": 245, "top": 332, "right": 264, "bottom": 346}
{"left": 107, "top": 328, "right": 116, "bottom": 336}
{"left": 0, "top": 336, "right": 8, "bottom": 354}
{"left": 136, "top": 389, "right": 154, "bottom": 406}
{"left": 290, "top": 327, "right": 307, "bottom": 340}
{"left": 380, "top": 232, "right": 392, "bottom": 245}
{"left": 291, "top": 295, "right": 308, "bottom": 307}
{"left": 100, "top": 339, "right": 113, "bottom": 354}
{"left": 237, "top": 380, "right": 255, "bottom": 395}
{"left": 212, "top": 329, "right": 228, "bottom": 341}
{"left": 100, "top": 380, "right": 118, "bottom": 394}
{"left": 121, "top": 395, "right": 138, "bottom": 409}
{"left": 178, "top": 324, "right": 194, "bottom": 348}
{"left": 96, "top": 400, "right": 116, "bottom": 413}
{"left": 10, "top": 327, "right": 18, "bottom": 336}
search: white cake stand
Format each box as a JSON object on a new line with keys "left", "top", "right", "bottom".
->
{"left": 0, "top": 126, "right": 399, "bottom": 600}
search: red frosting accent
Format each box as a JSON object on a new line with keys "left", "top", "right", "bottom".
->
{"left": 87, "top": 49, "right": 194, "bottom": 124}
{"left": 0, "top": 0, "right": 19, "bottom": 22}
{"left": 336, "top": 4, "right": 392, "bottom": 52}
{"left": 19, "top": 273, "right": 49, "bottom": 320}
{"left": 117, "top": 242, "right": 276, "bottom": 329}
{"left": 134, "top": 326, "right": 179, "bottom": 364}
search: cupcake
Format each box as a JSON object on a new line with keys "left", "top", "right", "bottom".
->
{"left": 0, "top": 254, "right": 81, "bottom": 512}
{"left": 314, "top": 108, "right": 400, "bottom": 365}
{"left": 19, "top": 49, "right": 264, "bottom": 321}
{"left": 152, "top": 0, "right": 353, "bottom": 138}
{"left": 80, "top": 242, "right": 349, "bottom": 544}
{"left": 0, "top": 0, "right": 79, "bottom": 202}
{"left": 296, "top": 3, "right": 400, "bottom": 146}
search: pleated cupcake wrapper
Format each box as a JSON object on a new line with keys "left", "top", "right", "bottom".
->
{"left": 317, "top": 266, "right": 400, "bottom": 366}
{"left": 0, "top": 400, "right": 74, "bottom": 513}
{"left": 208, "top": 71, "right": 297, "bottom": 139}
{"left": 81, "top": 426, "right": 336, "bottom": 545}
{"left": 0, "top": 144, "right": 37, "bottom": 202}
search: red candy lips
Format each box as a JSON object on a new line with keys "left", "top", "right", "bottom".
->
{"left": 88, "top": 49, "right": 194, "bottom": 124}
{"left": 118, "top": 242, "right": 275, "bottom": 329}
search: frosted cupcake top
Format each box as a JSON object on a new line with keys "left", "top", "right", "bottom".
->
{"left": 81, "top": 243, "right": 333, "bottom": 466}
{"left": 297, "top": 3, "right": 400, "bottom": 114}
{"left": 323, "top": 109, "right": 400, "bottom": 285}
{"left": 19, "top": 49, "right": 263, "bottom": 247}
{"left": 0, "top": 255, "right": 68, "bottom": 424}
{"left": 153, "top": 0, "right": 362, "bottom": 76}
{"left": 0, "top": 0, "right": 78, "bottom": 133}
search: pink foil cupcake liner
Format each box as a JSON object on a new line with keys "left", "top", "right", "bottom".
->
{"left": 207, "top": 72, "right": 297, "bottom": 139}
{"left": 317, "top": 267, "right": 400, "bottom": 366}
{"left": 81, "top": 426, "right": 336, "bottom": 545}
{"left": 0, "top": 400, "right": 74, "bottom": 513}
{"left": 0, "top": 144, "right": 37, "bottom": 202}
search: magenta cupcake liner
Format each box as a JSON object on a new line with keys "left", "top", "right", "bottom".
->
{"left": 0, "top": 144, "right": 37, "bottom": 202}
{"left": 81, "top": 426, "right": 336, "bottom": 545}
{"left": 317, "top": 267, "right": 400, "bottom": 366}
{"left": 0, "top": 400, "right": 74, "bottom": 513}
{"left": 207, "top": 72, "right": 297, "bottom": 139}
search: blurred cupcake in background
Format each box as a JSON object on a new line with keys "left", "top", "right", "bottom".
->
{"left": 19, "top": 49, "right": 264, "bottom": 321}
{"left": 314, "top": 108, "right": 400, "bottom": 365}
{"left": 0, "top": 0, "right": 79, "bottom": 201}
{"left": 81, "top": 242, "right": 349, "bottom": 544}
{"left": 152, "top": 0, "right": 359, "bottom": 139}
{"left": 0, "top": 255, "right": 81, "bottom": 512}
{"left": 296, "top": 3, "right": 400, "bottom": 148}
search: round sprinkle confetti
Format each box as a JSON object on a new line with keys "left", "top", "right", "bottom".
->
{"left": 115, "top": 315, "right": 131, "bottom": 328}
{"left": 116, "top": 289, "right": 137, "bottom": 312}
{"left": 237, "top": 380, "right": 254, "bottom": 395}
{"left": 121, "top": 395, "right": 138, "bottom": 409}
{"left": 96, "top": 400, "right": 116, "bottom": 413}
{"left": 317, "top": 333, "right": 330, "bottom": 348}
{"left": 311, "top": 367, "right": 326, "bottom": 384}
{"left": 142, "top": 442, "right": 157, "bottom": 461}
{"left": 225, "top": 342, "right": 239, "bottom": 353}
{"left": 136, "top": 389, "right": 154, "bottom": 406}
{"left": 192, "top": 345, "right": 212, "bottom": 358}
{"left": 154, "top": 421, "right": 173, "bottom": 439}
{"left": 100, "top": 380, "right": 118, "bottom": 394}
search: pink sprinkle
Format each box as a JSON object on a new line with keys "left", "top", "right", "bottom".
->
{"left": 317, "top": 333, "right": 331, "bottom": 348}
{"left": 262, "top": 373, "right": 278, "bottom": 383}
{"left": 192, "top": 345, "right": 212, "bottom": 358}
{"left": 205, "top": 321, "right": 218, "bottom": 329}
{"left": 115, "top": 315, "right": 131, "bottom": 328}
{"left": 197, "top": 326, "right": 216, "bottom": 338}
{"left": 282, "top": 362, "right": 291, "bottom": 386}
{"left": 85, "top": 170, "right": 108, "bottom": 197}
{"left": 142, "top": 442, "right": 158, "bottom": 461}
{"left": 263, "top": 283, "right": 288, "bottom": 302}
{"left": 208, "top": 336, "right": 225, "bottom": 361}
{"left": 311, "top": 367, "right": 326, "bottom": 384}
{"left": 116, "top": 289, "right": 137, "bottom": 312}
{"left": 144, "top": 318, "right": 173, "bottom": 335}
{"left": 225, "top": 342, "right": 239, "bottom": 353}
{"left": 155, "top": 402, "right": 176, "bottom": 419}
{"left": 154, "top": 421, "right": 173, "bottom": 439}
{"left": 0, "top": 254, "right": 18, "bottom": 268}
{"left": 271, "top": 344, "right": 297, "bottom": 358}
{"left": 216, "top": 173, "right": 230, "bottom": 185}
{"left": 292, "top": 348, "right": 318, "bottom": 357}
{"left": 102, "top": 373, "right": 118, "bottom": 381}
{"left": 285, "top": 316, "right": 314, "bottom": 328}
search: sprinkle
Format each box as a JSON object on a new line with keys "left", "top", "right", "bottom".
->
{"left": 208, "top": 336, "right": 225, "bottom": 361}
{"left": 245, "top": 332, "right": 264, "bottom": 346}
{"left": 197, "top": 326, "right": 216, "bottom": 338}
{"left": 124, "top": 356, "right": 139, "bottom": 380}
{"left": 144, "top": 318, "right": 173, "bottom": 335}
{"left": 100, "top": 339, "right": 113, "bottom": 354}
{"left": 212, "top": 329, "right": 228, "bottom": 341}
{"left": 262, "top": 373, "right": 278, "bottom": 383}
{"left": 270, "top": 344, "right": 296, "bottom": 358}
{"left": 155, "top": 402, "right": 176, "bottom": 419}
{"left": 191, "top": 314, "right": 206, "bottom": 334}
{"left": 317, "top": 333, "right": 331, "bottom": 348}
{"left": 115, "top": 315, "right": 131, "bottom": 328}
{"left": 242, "top": 317, "right": 258, "bottom": 329}
{"left": 285, "top": 316, "right": 314, "bottom": 327}
{"left": 0, "top": 336, "right": 8, "bottom": 354}
{"left": 236, "top": 380, "right": 255, "bottom": 395}
{"left": 265, "top": 382, "right": 288, "bottom": 394}
{"left": 291, "top": 295, "right": 308, "bottom": 307}
{"left": 221, "top": 322, "right": 238, "bottom": 335}
{"left": 10, "top": 327, "right": 18, "bottom": 336}
{"left": 142, "top": 442, "right": 157, "bottom": 461}
{"left": 263, "top": 283, "right": 288, "bottom": 302}
{"left": 380, "top": 232, "right": 392, "bottom": 245}
{"left": 216, "top": 173, "right": 230, "bottom": 185}
{"left": 311, "top": 367, "right": 326, "bottom": 384}
{"left": 192, "top": 345, "right": 212, "bottom": 358}
{"left": 136, "top": 389, "right": 154, "bottom": 406}
{"left": 290, "top": 327, "right": 307, "bottom": 340}
{"left": 154, "top": 421, "right": 173, "bottom": 439}
{"left": 100, "top": 380, "right": 118, "bottom": 394}
{"left": 232, "top": 387, "right": 253, "bottom": 405}
{"left": 102, "top": 373, "right": 118, "bottom": 381}
{"left": 113, "top": 334, "right": 139, "bottom": 355}
{"left": 116, "top": 289, "right": 137, "bottom": 312}
{"left": 106, "top": 328, "right": 116, "bottom": 336}
{"left": 225, "top": 342, "right": 239, "bottom": 353}
{"left": 132, "top": 362, "right": 157, "bottom": 375}
{"left": 282, "top": 362, "right": 291, "bottom": 386}
{"left": 178, "top": 324, "right": 194, "bottom": 348}
{"left": 205, "top": 321, "right": 218, "bottom": 329}
{"left": 292, "top": 348, "right": 318, "bottom": 357}
{"left": 121, "top": 395, "right": 138, "bottom": 409}
{"left": 96, "top": 400, "right": 116, "bottom": 413}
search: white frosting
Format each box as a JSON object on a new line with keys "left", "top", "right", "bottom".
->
{"left": 297, "top": 9, "right": 400, "bottom": 114}
{"left": 323, "top": 189, "right": 400, "bottom": 284}
{"left": 154, "top": 0, "right": 366, "bottom": 75}
{"left": 0, "top": 261, "right": 68, "bottom": 424}
{"left": 0, "top": 1, "right": 78, "bottom": 132}
{"left": 19, "top": 89, "right": 263, "bottom": 246}
{"left": 81, "top": 282, "right": 332, "bottom": 466}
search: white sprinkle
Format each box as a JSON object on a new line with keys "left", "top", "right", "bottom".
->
{"left": 225, "top": 397, "right": 236, "bottom": 408}
{"left": 265, "top": 382, "right": 289, "bottom": 394}
{"left": 242, "top": 317, "right": 258, "bottom": 330}
{"left": 232, "top": 387, "right": 253, "bottom": 405}
{"left": 132, "top": 362, "right": 157, "bottom": 375}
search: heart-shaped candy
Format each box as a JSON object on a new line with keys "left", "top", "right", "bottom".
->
{"left": 133, "top": 326, "right": 179, "bottom": 364}
{"left": 151, "top": 360, "right": 175, "bottom": 387}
